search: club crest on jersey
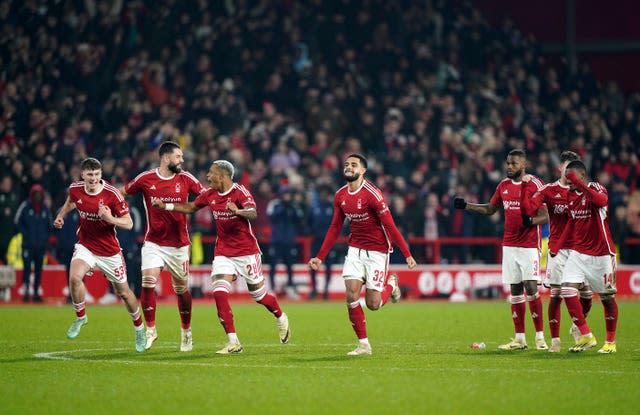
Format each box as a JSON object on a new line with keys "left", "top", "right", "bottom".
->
{"left": 357, "top": 198, "right": 362, "bottom": 209}
{"left": 175, "top": 183, "right": 181, "bottom": 193}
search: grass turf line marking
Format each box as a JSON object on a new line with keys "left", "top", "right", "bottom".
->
{"left": 33, "top": 347, "right": 634, "bottom": 375}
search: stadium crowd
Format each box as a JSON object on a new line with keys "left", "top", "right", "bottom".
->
{"left": 1, "top": 0, "right": 639, "bottom": 268}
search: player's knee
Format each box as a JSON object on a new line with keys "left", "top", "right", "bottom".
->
{"left": 114, "top": 285, "right": 131, "bottom": 299}
{"left": 172, "top": 281, "right": 189, "bottom": 295}
{"left": 523, "top": 283, "right": 538, "bottom": 297}
{"left": 141, "top": 274, "right": 157, "bottom": 288}
{"left": 526, "top": 293, "right": 539, "bottom": 302}
{"left": 509, "top": 294, "right": 525, "bottom": 305}
{"left": 600, "top": 293, "right": 615, "bottom": 302}
{"left": 579, "top": 287, "right": 593, "bottom": 300}
{"left": 212, "top": 278, "right": 232, "bottom": 293}
{"left": 561, "top": 286, "right": 579, "bottom": 298}
{"left": 69, "top": 274, "right": 84, "bottom": 284}
{"left": 250, "top": 285, "right": 268, "bottom": 302}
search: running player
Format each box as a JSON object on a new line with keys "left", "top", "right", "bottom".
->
{"left": 121, "top": 141, "right": 206, "bottom": 352}
{"left": 308, "top": 153, "right": 417, "bottom": 356}
{"left": 53, "top": 157, "right": 145, "bottom": 352}
{"left": 152, "top": 160, "right": 290, "bottom": 354}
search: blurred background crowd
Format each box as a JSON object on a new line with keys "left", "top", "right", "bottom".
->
{"left": 1, "top": 0, "right": 639, "bottom": 278}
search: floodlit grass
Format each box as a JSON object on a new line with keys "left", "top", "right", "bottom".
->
{"left": 1, "top": 300, "right": 639, "bottom": 415}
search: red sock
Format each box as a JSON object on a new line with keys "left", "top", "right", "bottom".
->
{"left": 580, "top": 296, "right": 592, "bottom": 317}
{"left": 527, "top": 295, "right": 544, "bottom": 332}
{"left": 510, "top": 295, "right": 526, "bottom": 334}
{"left": 141, "top": 287, "right": 156, "bottom": 327}
{"left": 213, "top": 290, "right": 236, "bottom": 334}
{"left": 73, "top": 301, "right": 86, "bottom": 318}
{"left": 177, "top": 291, "right": 192, "bottom": 329}
{"left": 602, "top": 298, "right": 618, "bottom": 342}
{"left": 348, "top": 301, "right": 367, "bottom": 339}
{"left": 562, "top": 287, "right": 590, "bottom": 335}
{"left": 257, "top": 292, "right": 283, "bottom": 318}
{"left": 129, "top": 308, "right": 143, "bottom": 328}
{"left": 548, "top": 295, "right": 562, "bottom": 338}
{"left": 380, "top": 283, "right": 393, "bottom": 305}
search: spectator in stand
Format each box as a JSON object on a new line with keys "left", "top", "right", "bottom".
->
{"left": 266, "top": 186, "right": 305, "bottom": 299}
{"left": 454, "top": 149, "right": 549, "bottom": 350}
{"left": 14, "top": 184, "right": 52, "bottom": 302}
{"left": 626, "top": 191, "right": 640, "bottom": 264}
{"left": 54, "top": 208, "right": 81, "bottom": 303}
{"left": 308, "top": 185, "right": 336, "bottom": 300}
{"left": 0, "top": 175, "right": 20, "bottom": 263}
{"left": 0, "top": 0, "right": 638, "bottom": 271}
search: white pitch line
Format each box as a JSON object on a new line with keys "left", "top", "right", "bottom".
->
{"left": 33, "top": 347, "right": 635, "bottom": 375}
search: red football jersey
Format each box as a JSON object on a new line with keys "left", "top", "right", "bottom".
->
{"left": 193, "top": 183, "right": 261, "bottom": 257}
{"left": 125, "top": 169, "right": 205, "bottom": 247}
{"left": 490, "top": 177, "right": 544, "bottom": 248}
{"left": 565, "top": 182, "right": 615, "bottom": 256}
{"left": 523, "top": 180, "right": 573, "bottom": 253}
{"left": 68, "top": 180, "right": 130, "bottom": 256}
{"left": 315, "top": 180, "right": 411, "bottom": 260}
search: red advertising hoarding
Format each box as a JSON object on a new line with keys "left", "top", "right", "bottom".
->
{"left": 7, "top": 264, "right": 640, "bottom": 302}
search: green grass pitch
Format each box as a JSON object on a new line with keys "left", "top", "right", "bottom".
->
{"left": 1, "top": 300, "right": 639, "bottom": 415}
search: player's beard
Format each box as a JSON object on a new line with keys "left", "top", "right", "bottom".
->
{"left": 507, "top": 169, "right": 522, "bottom": 180}
{"left": 168, "top": 162, "right": 182, "bottom": 174}
{"left": 344, "top": 172, "right": 360, "bottom": 182}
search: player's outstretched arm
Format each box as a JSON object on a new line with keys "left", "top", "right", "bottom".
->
{"left": 151, "top": 197, "right": 200, "bottom": 214}
{"left": 456, "top": 199, "right": 499, "bottom": 216}
{"left": 53, "top": 196, "right": 76, "bottom": 229}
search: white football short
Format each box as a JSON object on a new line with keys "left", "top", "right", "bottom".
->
{"left": 72, "top": 243, "right": 127, "bottom": 284}
{"left": 211, "top": 253, "right": 264, "bottom": 285}
{"left": 544, "top": 249, "right": 570, "bottom": 286}
{"left": 141, "top": 241, "right": 190, "bottom": 280}
{"left": 342, "top": 246, "right": 389, "bottom": 292}
{"left": 501, "top": 246, "right": 541, "bottom": 285}
{"left": 562, "top": 250, "right": 617, "bottom": 295}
